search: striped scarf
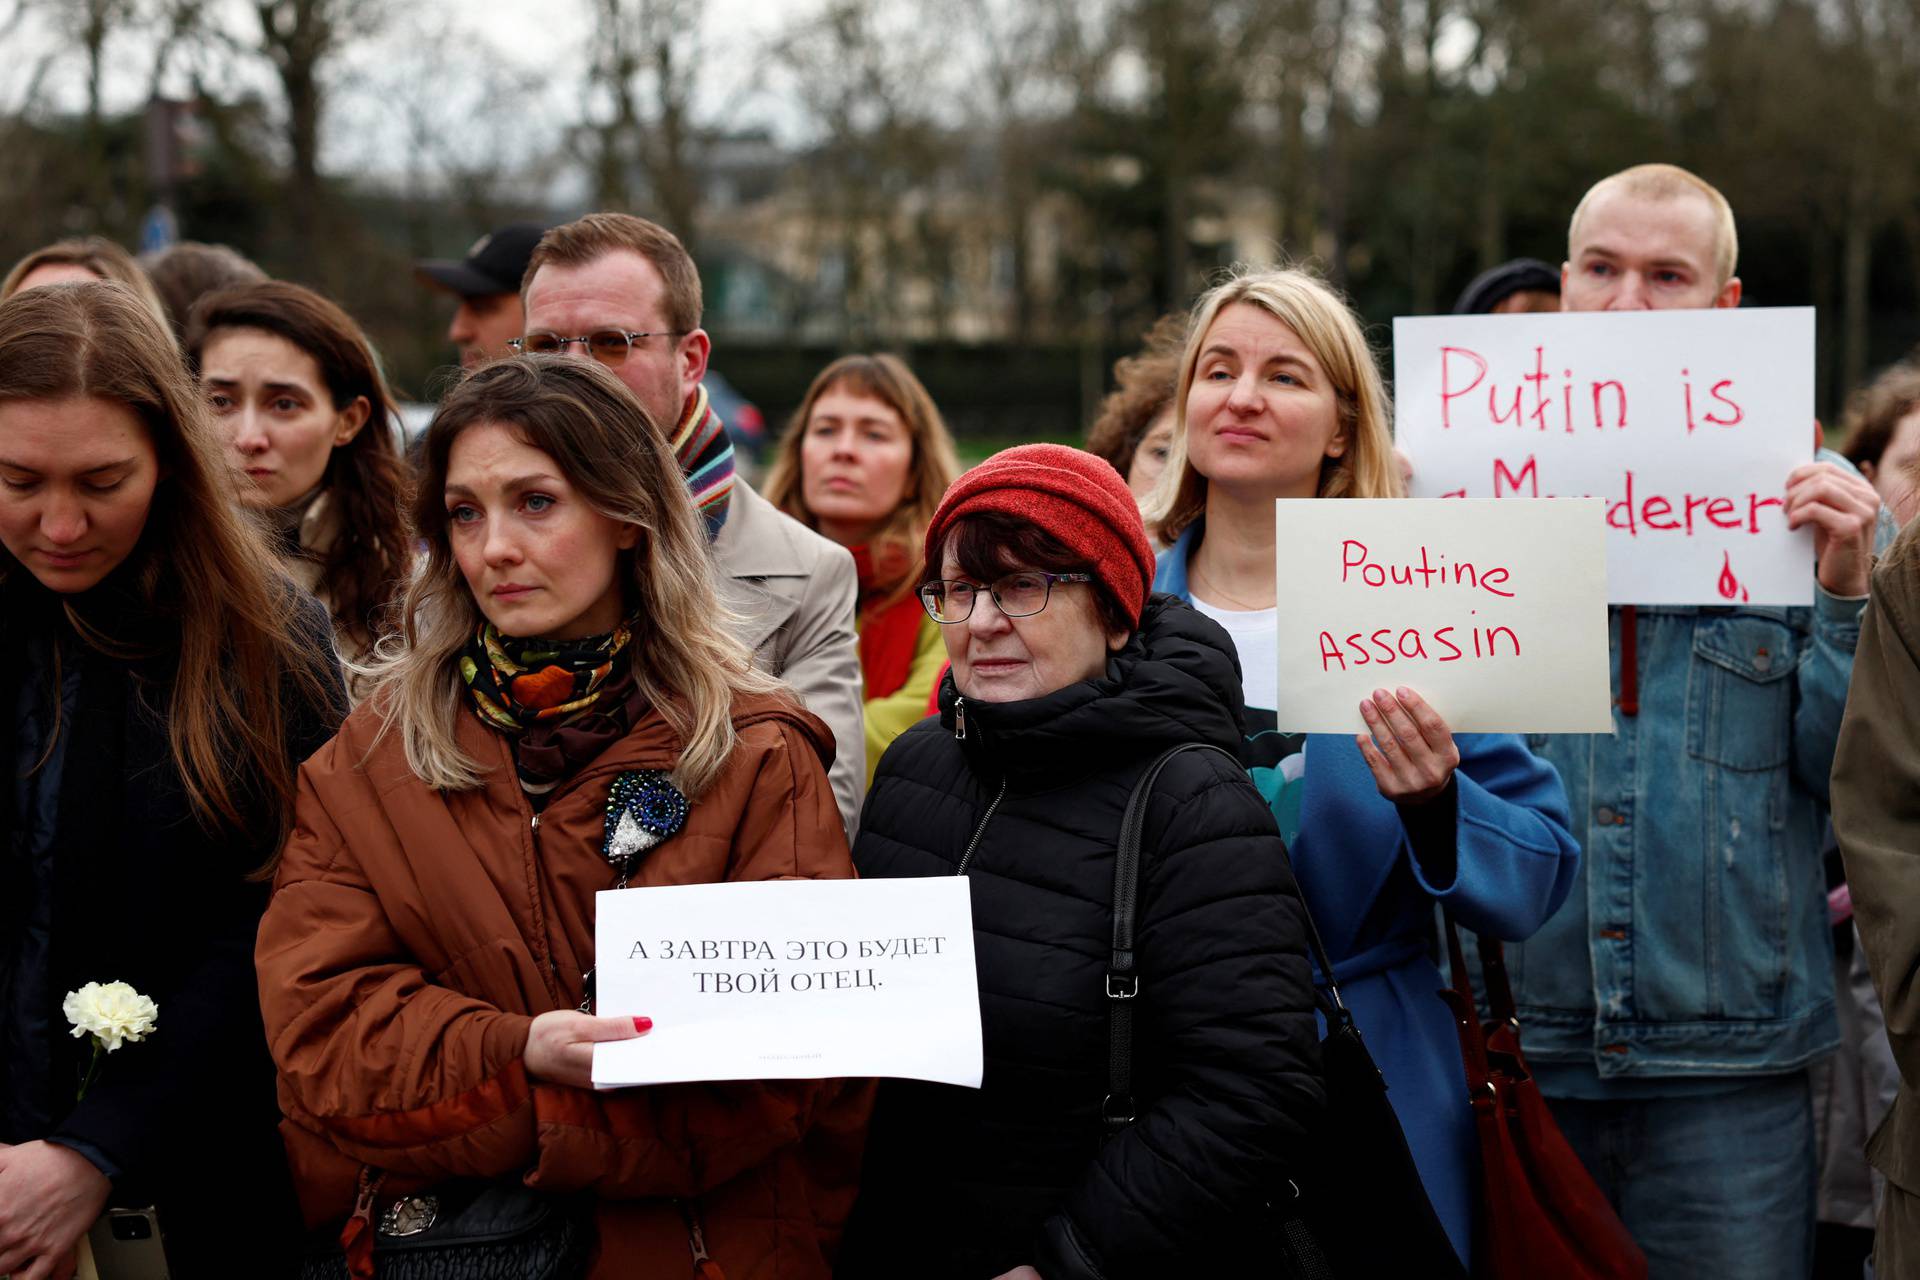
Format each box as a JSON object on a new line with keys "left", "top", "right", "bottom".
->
{"left": 671, "top": 384, "right": 734, "bottom": 540}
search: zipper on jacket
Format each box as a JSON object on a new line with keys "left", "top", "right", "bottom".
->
{"left": 955, "top": 778, "right": 1008, "bottom": 877}
{"left": 953, "top": 694, "right": 967, "bottom": 740}
{"left": 528, "top": 810, "right": 568, "bottom": 1000}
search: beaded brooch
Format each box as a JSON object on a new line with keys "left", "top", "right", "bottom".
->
{"left": 602, "top": 770, "right": 690, "bottom": 865}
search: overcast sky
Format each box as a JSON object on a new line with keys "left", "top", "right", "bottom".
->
{"left": 7, "top": 0, "right": 828, "bottom": 183}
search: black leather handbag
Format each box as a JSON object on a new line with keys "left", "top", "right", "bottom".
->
{"left": 298, "top": 1176, "right": 593, "bottom": 1280}
{"left": 1104, "top": 743, "right": 1466, "bottom": 1279}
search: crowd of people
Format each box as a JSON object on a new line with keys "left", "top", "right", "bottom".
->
{"left": 1, "top": 158, "right": 1918, "bottom": 1280}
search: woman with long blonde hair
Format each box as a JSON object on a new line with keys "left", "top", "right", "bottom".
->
{"left": 0, "top": 281, "right": 344, "bottom": 1278}
{"left": 764, "top": 353, "right": 961, "bottom": 774}
{"left": 1146, "top": 266, "right": 1578, "bottom": 1268}
{"left": 255, "top": 355, "right": 869, "bottom": 1279}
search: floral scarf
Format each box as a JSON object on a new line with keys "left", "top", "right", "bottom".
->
{"left": 461, "top": 622, "right": 646, "bottom": 799}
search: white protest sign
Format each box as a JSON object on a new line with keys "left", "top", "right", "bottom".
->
{"left": 592, "top": 876, "right": 982, "bottom": 1089}
{"left": 1392, "top": 308, "right": 1816, "bottom": 605}
{"left": 1272, "top": 498, "right": 1611, "bottom": 734}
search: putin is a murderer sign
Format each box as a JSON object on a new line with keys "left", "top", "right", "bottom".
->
{"left": 1393, "top": 307, "right": 1816, "bottom": 606}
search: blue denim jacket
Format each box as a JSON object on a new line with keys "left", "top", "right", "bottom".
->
{"left": 1505, "top": 455, "right": 1892, "bottom": 1077}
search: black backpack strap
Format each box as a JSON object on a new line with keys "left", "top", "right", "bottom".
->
{"left": 1105, "top": 742, "right": 1238, "bottom": 1133}
{"left": 1103, "top": 742, "right": 1344, "bottom": 1279}
{"left": 1105, "top": 741, "right": 1352, "bottom": 1135}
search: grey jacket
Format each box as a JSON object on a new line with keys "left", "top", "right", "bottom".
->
{"left": 711, "top": 480, "right": 866, "bottom": 837}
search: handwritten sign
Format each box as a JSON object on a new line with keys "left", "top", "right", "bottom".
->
{"left": 1393, "top": 308, "right": 1816, "bottom": 605}
{"left": 1272, "top": 498, "right": 1611, "bottom": 733}
{"left": 592, "top": 877, "right": 983, "bottom": 1089}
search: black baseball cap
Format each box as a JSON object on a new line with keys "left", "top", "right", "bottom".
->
{"left": 1452, "top": 258, "right": 1562, "bottom": 314}
{"left": 414, "top": 222, "right": 551, "bottom": 298}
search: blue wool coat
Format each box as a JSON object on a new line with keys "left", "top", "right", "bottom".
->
{"left": 1156, "top": 529, "right": 1580, "bottom": 1263}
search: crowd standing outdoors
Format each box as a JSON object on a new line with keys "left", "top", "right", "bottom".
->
{"left": 1, "top": 159, "right": 1919, "bottom": 1280}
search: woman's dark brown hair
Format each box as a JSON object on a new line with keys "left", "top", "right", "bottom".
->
{"left": 1841, "top": 360, "right": 1920, "bottom": 480}
{"left": 0, "top": 281, "right": 338, "bottom": 854}
{"left": 1084, "top": 312, "right": 1187, "bottom": 475}
{"left": 185, "top": 281, "right": 413, "bottom": 650}
{"left": 142, "top": 241, "right": 267, "bottom": 339}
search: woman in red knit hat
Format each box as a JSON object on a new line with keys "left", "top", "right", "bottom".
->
{"left": 838, "top": 443, "right": 1324, "bottom": 1280}
{"left": 763, "top": 354, "right": 961, "bottom": 778}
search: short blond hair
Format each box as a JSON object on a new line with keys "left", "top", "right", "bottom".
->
{"left": 1142, "top": 267, "right": 1400, "bottom": 543}
{"left": 1568, "top": 163, "right": 1739, "bottom": 287}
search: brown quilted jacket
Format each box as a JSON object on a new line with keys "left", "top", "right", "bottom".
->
{"left": 255, "top": 691, "right": 872, "bottom": 1280}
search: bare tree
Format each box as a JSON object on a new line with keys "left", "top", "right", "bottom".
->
{"left": 251, "top": 0, "right": 388, "bottom": 252}
{"left": 770, "top": 0, "right": 947, "bottom": 342}
{"left": 586, "top": 0, "right": 706, "bottom": 247}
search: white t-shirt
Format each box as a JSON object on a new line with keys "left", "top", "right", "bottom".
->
{"left": 1189, "top": 597, "right": 1279, "bottom": 713}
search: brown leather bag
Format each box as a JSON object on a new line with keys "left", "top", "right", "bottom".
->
{"left": 1440, "top": 921, "right": 1648, "bottom": 1280}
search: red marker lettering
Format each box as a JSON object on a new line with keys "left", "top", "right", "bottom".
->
{"left": 1705, "top": 381, "right": 1744, "bottom": 428}
{"left": 1439, "top": 347, "right": 1488, "bottom": 429}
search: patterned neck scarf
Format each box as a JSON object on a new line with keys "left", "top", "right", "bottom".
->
{"left": 672, "top": 384, "right": 735, "bottom": 540}
{"left": 462, "top": 622, "right": 646, "bottom": 799}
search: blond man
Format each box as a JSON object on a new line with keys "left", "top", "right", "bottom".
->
{"left": 1485, "top": 163, "right": 1883, "bottom": 1278}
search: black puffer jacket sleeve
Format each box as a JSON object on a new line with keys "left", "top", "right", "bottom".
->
{"left": 1034, "top": 750, "right": 1323, "bottom": 1278}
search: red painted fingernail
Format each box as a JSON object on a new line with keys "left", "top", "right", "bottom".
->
{"left": 632, "top": 1016, "right": 653, "bottom": 1033}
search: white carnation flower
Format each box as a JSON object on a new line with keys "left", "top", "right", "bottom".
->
{"left": 63, "top": 981, "right": 159, "bottom": 1053}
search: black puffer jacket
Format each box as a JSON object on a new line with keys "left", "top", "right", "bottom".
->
{"left": 838, "top": 595, "right": 1323, "bottom": 1280}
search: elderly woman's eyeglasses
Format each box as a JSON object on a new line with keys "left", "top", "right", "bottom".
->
{"left": 508, "top": 329, "right": 688, "bottom": 364}
{"left": 919, "top": 572, "right": 1093, "bottom": 624}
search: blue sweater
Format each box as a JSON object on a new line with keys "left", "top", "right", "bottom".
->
{"left": 1156, "top": 526, "right": 1581, "bottom": 1264}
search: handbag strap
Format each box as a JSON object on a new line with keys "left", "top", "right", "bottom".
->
{"left": 1104, "top": 742, "right": 1351, "bottom": 1134}
{"left": 1442, "top": 918, "right": 1496, "bottom": 1097}
{"left": 1478, "top": 934, "right": 1520, "bottom": 1025}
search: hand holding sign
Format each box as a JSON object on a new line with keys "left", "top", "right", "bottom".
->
{"left": 525, "top": 1011, "right": 653, "bottom": 1089}
{"left": 1785, "top": 460, "right": 1880, "bottom": 598}
{"left": 1356, "top": 687, "right": 1461, "bottom": 803}
{"left": 592, "top": 877, "right": 982, "bottom": 1089}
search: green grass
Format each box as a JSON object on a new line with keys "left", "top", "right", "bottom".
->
{"left": 953, "top": 432, "right": 1083, "bottom": 466}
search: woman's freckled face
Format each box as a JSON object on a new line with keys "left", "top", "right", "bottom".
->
{"left": 800, "top": 388, "right": 915, "bottom": 547}
{"left": 1126, "top": 409, "right": 1176, "bottom": 502}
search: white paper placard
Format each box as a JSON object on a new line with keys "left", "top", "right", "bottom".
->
{"left": 592, "top": 877, "right": 983, "bottom": 1089}
{"left": 1392, "top": 308, "right": 1816, "bottom": 605}
{"left": 1272, "top": 498, "right": 1611, "bottom": 734}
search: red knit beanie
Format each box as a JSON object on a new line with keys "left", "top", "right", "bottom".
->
{"left": 923, "top": 443, "right": 1156, "bottom": 627}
